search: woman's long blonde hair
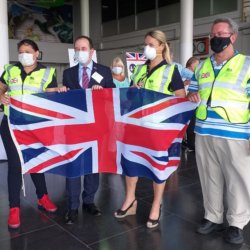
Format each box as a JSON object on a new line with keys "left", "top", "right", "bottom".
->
{"left": 144, "top": 30, "right": 172, "bottom": 64}
{"left": 110, "top": 56, "right": 126, "bottom": 76}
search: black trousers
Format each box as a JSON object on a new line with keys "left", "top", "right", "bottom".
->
{"left": 186, "top": 115, "right": 196, "bottom": 150}
{"left": 0, "top": 116, "right": 48, "bottom": 208}
{"left": 66, "top": 174, "right": 99, "bottom": 209}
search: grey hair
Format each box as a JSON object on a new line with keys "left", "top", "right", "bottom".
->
{"left": 212, "top": 17, "right": 238, "bottom": 35}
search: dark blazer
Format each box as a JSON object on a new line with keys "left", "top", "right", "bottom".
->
{"left": 62, "top": 61, "right": 115, "bottom": 89}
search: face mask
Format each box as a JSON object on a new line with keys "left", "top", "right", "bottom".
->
{"left": 144, "top": 45, "right": 156, "bottom": 60}
{"left": 75, "top": 51, "right": 90, "bottom": 64}
{"left": 210, "top": 36, "right": 231, "bottom": 53}
{"left": 112, "top": 66, "right": 123, "bottom": 75}
{"left": 18, "top": 53, "right": 35, "bottom": 67}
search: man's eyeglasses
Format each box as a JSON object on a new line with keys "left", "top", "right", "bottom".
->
{"left": 209, "top": 32, "right": 232, "bottom": 38}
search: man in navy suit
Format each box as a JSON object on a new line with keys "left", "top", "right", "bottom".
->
{"left": 63, "top": 35, "right": 114, "bottom": 224}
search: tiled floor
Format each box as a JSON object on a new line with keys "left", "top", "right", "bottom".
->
{"left": 0, "top": 151, "right": 249, "bottom": 250}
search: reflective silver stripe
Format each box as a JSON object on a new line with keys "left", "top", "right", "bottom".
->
{"left": 23, "top": 85, "right": 43, "bottom": 93}
{"left": 6, "top": 65, "right": 14, "bottom": 83}
{"left": 236, "top": 56, "right": 250, "bottom": 85}
{"left": 199, "top": 82, "right": 213, "bottom": 90}
{"left": 132, "top": 64, "right": 144, "bottom": 82}
{"left": 40, "top": 68, "right": 52, "bottom": 89}
{"left": 200, "top": 99, "right": 249, "bottom": 109}
{"left": 195, "top": 60, "right": 207, "bottom": 79}
{"left": 8, "top": 85, "right": 22, "bottom": 92}
{"left": 159, "top": 65, "right": 172, "bottom": 92}
{"left": 10, "top": 85, "right": 41, "bottom": 92}
{"left": 199, "top": 81, "right": 246, "bottom": 94}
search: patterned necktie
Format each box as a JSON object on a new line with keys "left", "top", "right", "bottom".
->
{"left": 81, "top": 67, "right": 89, "bottom": 89}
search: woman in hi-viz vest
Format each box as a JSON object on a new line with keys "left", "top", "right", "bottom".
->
{"left": 114, "top": 30, "right": 186, "bottom": 228}
{"left": 0, "top": 39, "right": 65, "bottom": 229}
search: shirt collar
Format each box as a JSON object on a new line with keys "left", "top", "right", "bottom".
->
{"left": 211, "top": 50, "right": 238, "bottom": 67}
{"left": 79, "top": 60, "right": 93, "bottom": 71}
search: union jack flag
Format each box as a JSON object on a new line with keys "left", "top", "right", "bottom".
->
{"left": 126, "top": 52, "right": 147, "bottom": 81}
{"left": 126, "top": 52, "right": 146, "bottom": 62}
{"left": 9, "top": 88, "right": 196, "bottom": 183}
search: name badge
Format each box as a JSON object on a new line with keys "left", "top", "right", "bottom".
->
{"left": 91, "top": 72, "right": 103, "bottom": 83}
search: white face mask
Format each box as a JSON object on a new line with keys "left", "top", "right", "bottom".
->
{"left": 75, "top": 51, "right": 90, "bottom": 65}
{"left": 112, "top": 66, "right": 123, "bottom": 75}
{"left": 18, "top": 53, "right": 35, "bottom": 67}
{"left": 144, "top": 45, "right": 156, "bottom": 60}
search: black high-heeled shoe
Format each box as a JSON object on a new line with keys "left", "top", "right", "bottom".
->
{"left": 114, "top": 199, "right": 137, "bottom": 218}
{"left": 146, "top": 205, "right": 161, "bottom": 229}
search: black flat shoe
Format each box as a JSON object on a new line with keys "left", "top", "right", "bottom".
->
{"left": 196, "top": 218, "right": 224, "bottom": 235}
{"left": 82, "top": 203, "right": 101, "bottom": 216}
{"left": 64, "top": 209, "right": 78, "bottom": 224}
{"left": 224, "top": 226, "right": 244, "bottom": 245}
{"left": 146, "top": 206, "right": 161, "bottom": 229}
{"left": 114, "top": 199, "right": 137, "bottom": 218}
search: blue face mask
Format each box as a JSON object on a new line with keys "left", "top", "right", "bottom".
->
{"left": 210, "top": 36, "right": 231, "bottom": 53}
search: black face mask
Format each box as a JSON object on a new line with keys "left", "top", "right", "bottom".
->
{"left": 210, "top": 36, "right": 231, "bottom": 53}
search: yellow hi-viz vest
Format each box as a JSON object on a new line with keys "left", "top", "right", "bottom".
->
{"left": 2, "top": 64, "right": 56, "bottom": 115}
{"left": 195, "top": 54, "right": 250, "bottom": 124}
{"left": 131, "top": 63, "right": 175, "bottom": 95}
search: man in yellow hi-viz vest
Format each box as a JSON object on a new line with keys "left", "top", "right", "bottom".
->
{"left": 188, "top": 18, "right": 250, "bottom": 245}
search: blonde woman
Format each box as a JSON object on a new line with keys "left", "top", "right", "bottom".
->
{"left": 111, "top": 57, "right": 130, "bottom": 88}
{"left": 114, "top": 30, "right": 186, "bottom": 228}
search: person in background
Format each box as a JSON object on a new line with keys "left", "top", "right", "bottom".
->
{"left": 188, "top": 17, "right": 250, "bottom": 245}
{"left": 114, "top": 30, "right": 185, "bottom": 229}
{"left": 183, "top": 56, "right": 200, "bottom": 87}
{"left": 0, "top": 39, "right": 59, "bottom": 229}
{"left": 170, "top": 48, "right": 194, "bottom": 85}
{"left": 62, "top": 35, "right": 115, "bottom": 224}
{"left": 182, "top": 56, "right": 200, "bottom": 151}
{"left": 111, "top": 57, "right": 130, "bottom": 88}
{"left": 186, "top": 56, "right": 200, "bottom": 72}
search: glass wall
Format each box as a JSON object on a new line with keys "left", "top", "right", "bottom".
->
{"left": 101, "top": 0, "right": 238, "bottom": 37}
{"left": 159, "top": 2, "right": 180, "bottom": 26}
{"left": 213, "top": 0, "right": 238, "bottom": 15}
{"left": 193, "top": 0, "right": 210, "bottom": 18}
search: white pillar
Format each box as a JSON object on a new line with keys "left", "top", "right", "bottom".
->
{"left": 180, "top": 0, "right": 193, "bottom": 66}
{"left": 0, "top": 0, "right": 9, "bottom": 74}
{"left": 80, "top": 0, "right": 90, "bottom": 36}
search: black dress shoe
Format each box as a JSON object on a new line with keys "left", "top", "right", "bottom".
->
{"left": 82, "top": 203, "right": 101, "bottom": 216}
{"left": 224, "top": 226, "right": 244, "bottom": 244}
{"left": 64, "top": 209, "right": 78, "bottom": 224}
{"left": 196, "top": 218, "right": 224, "bottom": 235}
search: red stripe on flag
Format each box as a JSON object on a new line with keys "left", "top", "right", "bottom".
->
{"left": 131, "top": 151, "right": 169, "bottom": 171}
{"left": 11, "top": 98, "right": 74, "bottom": 119}
{"left": 27, "top": 149, "right": 82, "bottom": 173}
{"left": 166, "top": 159, "right": 180, "bottom": 167}
{"left": 129, "top": 98, "right": 188, "bottom": 118}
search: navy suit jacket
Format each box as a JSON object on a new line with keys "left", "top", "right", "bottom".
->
{"left": 62, "top": 61, "right": 115, "bottom": 89}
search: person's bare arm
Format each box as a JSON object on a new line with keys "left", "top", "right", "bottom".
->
{"left": 0, "top": 81, "right": 9, "bottom": 105}
{"left": 187, "top": 91, "right": 201, "bottom": 103}
{"left": 174, "top": 88, "right": 186, "bottom": 98}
